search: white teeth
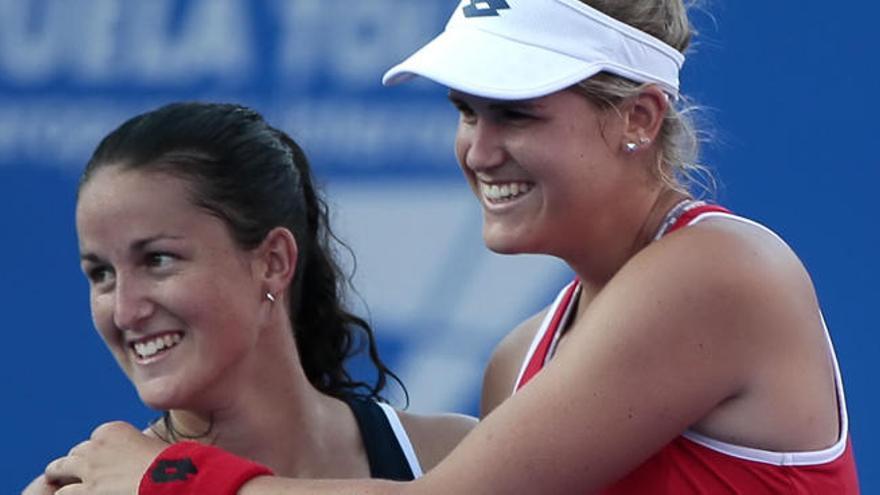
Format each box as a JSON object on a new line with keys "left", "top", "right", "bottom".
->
{"left": 132, "top": 332, "right": 183, "bottom": 360}
{"left": 481, "top": 182, "right": 532, "bottom": 201}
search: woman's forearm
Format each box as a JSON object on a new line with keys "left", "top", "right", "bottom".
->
{"left": 240, "top": 476, "right": 407, "bottom": 495}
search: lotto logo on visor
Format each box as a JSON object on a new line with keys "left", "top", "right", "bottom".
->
{"left": 463, "top": 0, "right": 510, "bottom": 17}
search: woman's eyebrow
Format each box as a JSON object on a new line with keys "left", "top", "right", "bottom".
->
{"left": 446, "top": 92, "right": 542, "bottom": 111}
{"left": 79, "top": 234, "right": 184, "bottom": 262}
{"left": 130, "top": 234, "right": 183, "bottom": 252}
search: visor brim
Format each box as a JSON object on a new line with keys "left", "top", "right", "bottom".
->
{"left": 382, "top": 26, "right": 606, "bottom": 100}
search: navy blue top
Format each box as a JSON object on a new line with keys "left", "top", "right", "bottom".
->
{"left": 345, "top": 398, "right": 418, "bottom": 481}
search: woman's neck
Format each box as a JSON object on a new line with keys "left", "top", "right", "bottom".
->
{"left": 160, "top": 376, "right": 368, "bottom": 478}
{"left": 568, "top": 187, "right": 689, "bottom": 296}
{"left": 627, "top": 187, "right": 691, "bottom": 259}
{"left": 159, "top": 321, "right": 370, "bottom": 478}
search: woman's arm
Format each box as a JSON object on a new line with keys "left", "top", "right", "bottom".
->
{"left": 242, "top": 224, "right": 762, "bottom": 494}
{"left": 396, "top": 411, "right": 477, "bottom": 471}
{"left": 49, "top": 223, "right": 790, "bottom": 494}
{"left": 240, "top": 477, "right": 404, "bottom": 495}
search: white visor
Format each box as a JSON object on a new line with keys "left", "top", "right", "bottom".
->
{"left": 383, "top": 0, "right": 685, "bottom": 100}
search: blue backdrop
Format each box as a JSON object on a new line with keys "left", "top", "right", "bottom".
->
{"left": 3, "top": 1, "right": 877, "bottom": 492}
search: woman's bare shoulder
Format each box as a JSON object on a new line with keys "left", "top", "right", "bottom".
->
{"left": 394, "top": 409, "right": 477, "bottom": 472}
{"left": 481, "top": 307, "right": 550, "bottom": 417}
{"left": 640, "top": 215, "right": 816, "bottom": 320}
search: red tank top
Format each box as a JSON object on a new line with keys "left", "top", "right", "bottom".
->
{"left": 513, "top": 204, "right": 860, "bottom": 494}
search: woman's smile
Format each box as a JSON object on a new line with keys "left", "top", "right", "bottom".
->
{"left": 128, "top": 330, "right": 185, "bottom": 364}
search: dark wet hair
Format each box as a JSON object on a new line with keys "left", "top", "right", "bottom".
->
{"left": 81, "top": 102, "right": 403, "bottom": 417}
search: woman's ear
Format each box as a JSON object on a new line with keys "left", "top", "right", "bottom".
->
{"left": 620, "top": 85, "right": 669, "bottom": 153}
{"left": 255, "top": 227, "right": 298, "bottom": 298}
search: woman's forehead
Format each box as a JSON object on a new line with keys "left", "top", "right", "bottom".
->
{"left": 448, "top": 89, "right": 553, "bottom": 108}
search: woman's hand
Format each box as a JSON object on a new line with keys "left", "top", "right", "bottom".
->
{"left": 43, "top": 421, "right": 166, "bottom": 495}
{"left": 22, "top": 474, "right": 58, "bottom": 495}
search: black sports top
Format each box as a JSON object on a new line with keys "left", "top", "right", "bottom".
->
{"left": 345, "top": 398, "right": 423, "bottom": 481}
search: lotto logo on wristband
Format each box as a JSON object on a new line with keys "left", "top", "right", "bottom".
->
{"left": 151, "top": 458, "right": 198, "bottom": 482}
{"left": 140, "top": 442, "right": 273, "bottom": 495}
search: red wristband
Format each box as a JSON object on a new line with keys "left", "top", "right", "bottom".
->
{"left": 139, "top": 441, "right": 273, "bottom": 495}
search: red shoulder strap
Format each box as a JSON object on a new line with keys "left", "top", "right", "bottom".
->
{"left": 667, "top": 204, "right": 730, "bottom": 234}
{"left": 515, "top": 279, "right": 580, "bottom": 391}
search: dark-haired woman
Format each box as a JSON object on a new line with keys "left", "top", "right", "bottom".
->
{"left": 24, "top": 102, "right": 474, "bottom": 494}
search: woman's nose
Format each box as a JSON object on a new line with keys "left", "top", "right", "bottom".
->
{"left": 460, "top": 119, "right": 506, "bottom": 172}
{"left": 112, "top": 275, "right": 153, "bottom": 331}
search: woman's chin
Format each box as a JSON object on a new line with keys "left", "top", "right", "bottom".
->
{"left": 136, "top": 383, "right": 186, "bottom": 411}
{"left": 483, "top": 227, "right": 533, "bottom": 255}
{"left": 139, "top": 396, "right": 177, "bottom": 412}
{"left": 485, "top": 241, "right": 522, "bottom": 255}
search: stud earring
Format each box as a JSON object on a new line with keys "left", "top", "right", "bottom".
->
{"left": 266, "top": 292, "right": 276, "bottom": 303}
{"left": 639, "top": 136, "right": 651, "bottom": 145}
{"left": 624, "top": 142, "right": 638, "bottom": 153}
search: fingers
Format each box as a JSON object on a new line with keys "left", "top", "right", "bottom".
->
{"left": 39, "top": 421, "right": 149, "bottom": 495}
{"left": 91, "top": 420, "right": 139, "bottom": 440}
{"left": 21, "top": 474, "right": 57, "bottom": 495}
{"left": 54, "top": 484, "right": 86, "bottom": 495}
{"left": 35, "top": 423, "right": 140, "bottom": 495}
{"left": 67, "top": 439, "right": 91, "bottom": 457}
{"left": 43, "top": 456, "right": 82, "bottom": 487}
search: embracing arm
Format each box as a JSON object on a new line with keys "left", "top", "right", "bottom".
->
{"left": 240, "top": 478, "right": 404, "bottom": 495}
{"left": 240, "top": 225, "right": 772, "bottom": 494}
{"left": 50, "top": 223, "right": 793, "bottom": 494}
{"left": 397, "top": 411, "right": 477, "bottom": 471}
